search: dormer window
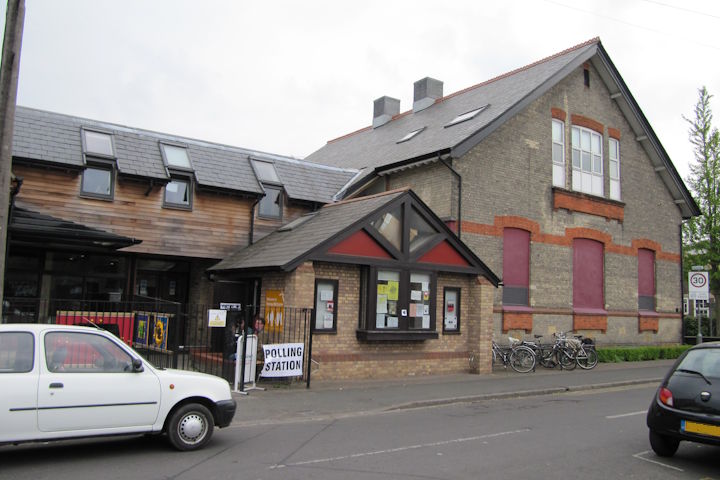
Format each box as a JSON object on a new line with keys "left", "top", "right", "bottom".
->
{"left": 252, "top": 159, "right": 283, "bottom": 220}
{"left": 444, "top": 105, "right": 488, "bottom": 128}
{"left": 159, "top": 143, "right": 194, "bottom": 210}
{"left": 81, "top": 129, "right": 115, "bottom": 200}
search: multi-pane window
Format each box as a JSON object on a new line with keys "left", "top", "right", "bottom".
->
{"left": 696, "top": 299, "right": 710, "bottom": 318}
{"left": 552, "top": 119, "right": 565, "bottom": 187}
{"left": 571, "top": 126, "right": 603, "bottom": 196}
{"left": 609, "top": 138, "right": 621, "bottom": 200}
{"left": 159, "top": 143, "right": 193, "bottom": 210}
{"left": 81, "top": 129, "right": 115, "bottom": 200}
{"left": 502, "top": 228, "right": 530, "bottom": 306}
{"left": 638, "top": 249, "right": 655, "bottom": 311}
{"left": 572, "top": 238, "right": 604, "bottom": 310}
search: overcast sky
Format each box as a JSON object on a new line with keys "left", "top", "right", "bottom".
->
{"left": 3, "top": 0, "right": 720, "bottom": 181}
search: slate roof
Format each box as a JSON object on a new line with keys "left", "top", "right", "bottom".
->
{"left": 12, "top": 106, "right": 357, "bottom": 204}
{"left": 210, "top": 190, "right": 405, "bottom": 272}
{"left": 305, "top": 39, "right": 600, "bottom": 172}
{"left": 210, "top": 189, "right": 500, "bottom": 285}
{"left": 304, "top": 38, "right": 699, "bottom": 218}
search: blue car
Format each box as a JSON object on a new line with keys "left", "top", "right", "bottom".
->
{"left": 646, "top": 342, "right": 720, "bottom": 457}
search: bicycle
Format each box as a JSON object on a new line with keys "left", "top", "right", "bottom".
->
{"left": 522, "top": 332, "right": 576, "bottom": 370}
{"left": 570, "top": 335, "right": 598, "bottom": 369}
{"left": 492, "top": 337, "right": 536, "bottom": 373}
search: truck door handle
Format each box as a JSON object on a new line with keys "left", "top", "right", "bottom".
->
{"left": 49, "top": 382, "right": 64, "bottom": 389}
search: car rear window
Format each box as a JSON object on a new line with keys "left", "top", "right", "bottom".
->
{"left": 0, "top": 332, "right": 34, "bottom": 373}
{"left": 676, "top": 348, "right": 720, "bottom": 379}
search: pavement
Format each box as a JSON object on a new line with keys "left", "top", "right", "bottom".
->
{"left": 229, "top": 359, "right": 675, "bottom": 427}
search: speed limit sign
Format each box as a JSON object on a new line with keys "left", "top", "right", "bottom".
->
{"left": 689, "top": 271, "right": 709, "bottom": 300}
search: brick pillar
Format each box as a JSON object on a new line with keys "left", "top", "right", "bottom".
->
{"left": 285, "top": 261, "right": 315, "bottom": 308}
{"left": 468, "top": 276, "right": 494, "bottom": 374}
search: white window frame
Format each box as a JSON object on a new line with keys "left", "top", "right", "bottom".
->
{"left": 609, "top": 138, "right": 621, "bottom": 200}
{"left": 571, "top": 126, "right": 603, "bottom": 196}
{"left": 552, "top": 119, "right": 565, "bottom": 187}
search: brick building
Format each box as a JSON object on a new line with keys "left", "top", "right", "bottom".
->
{"left": 305, "top": 38, "right": 700, "bottom": 345}
{"left": 210, "top": 189, "right": 499, "bottom": 380}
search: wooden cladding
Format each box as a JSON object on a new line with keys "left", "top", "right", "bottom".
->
{"left": 13, "top": 165, "right": 256, "bottom": 259}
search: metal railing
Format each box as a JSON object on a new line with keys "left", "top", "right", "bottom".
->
{"left": 2, "top": 298, "right": 313, "bottom": 384}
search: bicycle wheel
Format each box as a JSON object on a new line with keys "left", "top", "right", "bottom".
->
{"left": 576, "top": 347, "right": 598, "bottom": 369}
{"left": 558, "top": 347, "right": 577, "bottom": 370}
{"left": 538, "top": 347, "right": 557, "bottom": 368}
{"left": 509, "top": 346, "right": 536, "bottom": 373}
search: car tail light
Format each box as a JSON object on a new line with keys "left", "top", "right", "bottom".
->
{"left": 659, "top": 387, "right": 674, "bottom": 407}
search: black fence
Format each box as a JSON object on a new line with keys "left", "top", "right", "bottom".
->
{"left": 2, "top": 298, "right": 313, "bottom": 386}
{"left": 682, "top": 315, "right": 720, "bottom": 344}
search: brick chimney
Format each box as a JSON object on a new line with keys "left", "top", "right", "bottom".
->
{"left": 413, "top": 77, "right": 443, "bottom": 113}
{"left": 373, "top": 96, "right": 400, "bottom": 128}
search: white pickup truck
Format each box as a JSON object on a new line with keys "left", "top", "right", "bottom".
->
{"left": 0, "top": 323, "right": 236, "bottom": 451}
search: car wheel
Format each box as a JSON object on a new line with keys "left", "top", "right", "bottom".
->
{"left": 649, "top": 429, "right": 679, "bottom": 457}
{"left": 167, "top": 403, "right": 214, "bottom": 451}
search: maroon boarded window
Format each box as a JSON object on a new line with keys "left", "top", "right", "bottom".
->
{"left": 573, "top": 238, "right": 604, "bottom": 310}
{"left": 638, "top": 249, "right": 655, "bottom": 311}
{"left": 502, "top": 228, "right": 530, "bottom": 306}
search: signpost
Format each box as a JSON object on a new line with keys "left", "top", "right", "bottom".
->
{"left": 689, "top": 270, "right": 709, "bottom": 344}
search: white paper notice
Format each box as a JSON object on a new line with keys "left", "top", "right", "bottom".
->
{"left": 410, "top": 290, "right": 422, "bottom": 301}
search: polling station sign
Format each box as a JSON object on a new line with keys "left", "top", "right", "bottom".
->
{"left": 260, "top": 343, "right": 304, "bottom": 378}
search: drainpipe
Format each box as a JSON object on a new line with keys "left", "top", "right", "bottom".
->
{"left": 249, "top": 198, "right": 260, "bottom": 245}
{"left": 439, "top": 155, "right": 461, "bottom": 239}
{"left": 679, "top": 221, "right": 685, "bottom": 341}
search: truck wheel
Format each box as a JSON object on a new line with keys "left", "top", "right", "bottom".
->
{"left": 167, "top": 403, "right": 214, "bottom": 451}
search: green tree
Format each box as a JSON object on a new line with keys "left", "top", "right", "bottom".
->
{"left": 683, "top": 87, "right": 720, "bottom": 322}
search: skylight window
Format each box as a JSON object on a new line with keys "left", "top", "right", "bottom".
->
{"left": 160, "top": 143, "right": 192, "bottom": 169}
{"left": 397, "top": 127, "right": 426, "bottom": 144}
{"left": 82, "top": 129, "right": 114, "bottom": 157}
{"left": 252, "top": 160, "right": 280, "bottom": 183}
{"left": 444, "top": 105, "right": 489, "bottom": 128}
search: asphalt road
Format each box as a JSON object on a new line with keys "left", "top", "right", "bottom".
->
{"left": 1, "top": 383, "right": 717, "bottom": 480}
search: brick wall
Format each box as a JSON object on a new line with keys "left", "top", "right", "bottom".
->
{"left": 387, "top": 63, "right": 684, "bottom": 345}
{"left": 308, "top": 262, "right": 494, "bottom": 380}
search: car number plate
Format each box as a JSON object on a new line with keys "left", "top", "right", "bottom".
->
{"left": 681, "top": 420, "right": 720, "bottom": 437}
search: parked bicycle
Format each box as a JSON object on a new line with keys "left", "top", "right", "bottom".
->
{"left": 492, "top": 336, "right": 536, "bottom": 373}
{"left": 521, "top": 332, "right": 578, "bottom": 370}
{"left": 568, "top": 334, "right": 598, "bottom": 369}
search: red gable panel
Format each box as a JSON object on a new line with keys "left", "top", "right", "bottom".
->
{"left": 418, "top": 240, "right": 470, "bottom": 267}
{"left": 327, "top": 229, "right": 393, "bottom": 259}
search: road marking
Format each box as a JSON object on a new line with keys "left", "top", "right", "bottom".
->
{"left": 269, "top": 428, "right": 531, "bottom": 469}
{"left": 632, "top": 451, "right": 684, "bottom": 472}
{"left": 605, "top": 410, "right": 646, "bottom": 419}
